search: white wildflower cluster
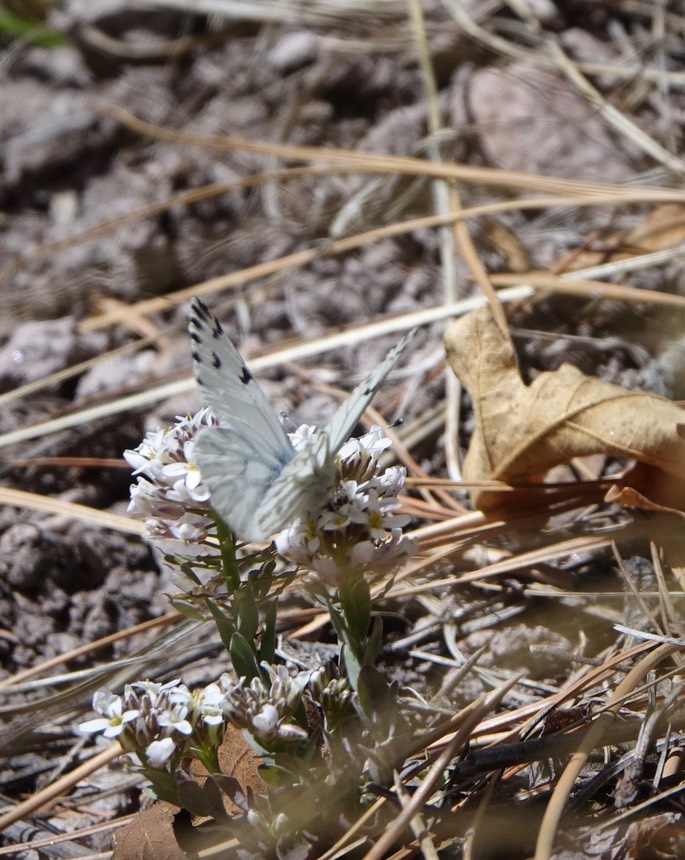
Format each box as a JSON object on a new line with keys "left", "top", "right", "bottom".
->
{"left": 80, "top": 667, "right": 314, "bottom": 775}
{"left": 221, "top": 664, "right": 310, "bottom": 744}
{"left": 79, "top": 678, "right": 225, "bottom": 770}
{"left": 124, "top": 411, "right": 415, "bottom": 577}
{"left": 275, "top": 426, "right": 416, "bottom": 583}
{"left": 124, "top": 407, "right": 218, "bottom": 542}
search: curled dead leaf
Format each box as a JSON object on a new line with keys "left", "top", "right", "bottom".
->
{"left": 444, "top": 307, "right": 685, "bottom": 515}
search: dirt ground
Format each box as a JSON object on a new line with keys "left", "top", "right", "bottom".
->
{"left": 3, "top": 1, "right": 685, "bottom": 857}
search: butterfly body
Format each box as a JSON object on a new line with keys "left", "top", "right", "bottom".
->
{"left": 189, "top": 298, "right": 412, "bottom": 541}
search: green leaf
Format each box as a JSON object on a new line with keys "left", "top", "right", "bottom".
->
{"left": 168, "top": 596, "right": 207, "bottom": 620}
{"left": 260, "top": 599, "right": 278, "bottom": 664}
{"left": 0, "top": 11, "right": 66, "bottom": 47}
{"left": 230, "top": 630, "right": 262, "bottom": 681}
{"left": 169, "top": 557, "right": 203, "bottom": 586}
{"left": 364, "top": 614, "right": 383, "bottom": 665}
{"left": 356, "top": 665, "right": 393, "bottom": 730}
{"left": 339, "top": 575, "right": 371, "bottom": 651}
{"left": 205, "top": 598, "right": 235, "bottom": 653}
{"left": 326, "top": 599, "right": 346, "bottom": 642}
{"left": 176, "top": 776, "right": 228, "bottom": 820}
{"left": 236, "top": 583, "right": 259, "bottom": 643}
{"left": 340, "top": 643, "right": 362, "bottom": 692}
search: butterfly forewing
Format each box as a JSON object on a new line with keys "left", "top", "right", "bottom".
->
{"left": 325, "top": 328, "right": 416, "bottom": 450}
{"left": 189, "top": 298, "right": 293, "bottom": 459}
{"left": 189, "top": 298, "right": 298, "bottom": 540}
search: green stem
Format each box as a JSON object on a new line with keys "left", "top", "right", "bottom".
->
{"left": 216, "top": 518, "right": 240, "bottom": 590}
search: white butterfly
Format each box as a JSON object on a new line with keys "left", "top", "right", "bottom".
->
{"left": 189, "top": 297, "right": 414, "bottom": 542}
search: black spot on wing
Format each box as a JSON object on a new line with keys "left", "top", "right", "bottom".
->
{"left": 240, "top": 366, "right": 253, "bottom": 385}
{"left": 192, "top": 297, "right": 211, "bottom": 321}
{"left": 190, "top": 297, "right": 224, "bottom": 337}
{"left": 211, "top": 351, "right": 222, "bottom": 369}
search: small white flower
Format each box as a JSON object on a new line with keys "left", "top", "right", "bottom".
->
{"left": 172, "top": 515, "right": 214, "bottom": 542}
{"left": 80, "top": 677, "right": 229, "bottom": 780}
{"left": 133, "top": 678, "right": 182, "bottom": 703}
{"left": 338, "top": 428, "right": 390, "bottom": 463}
{"left": 79, "top": 689, "right": 138, "bottom": 739}
{"left": 124, "top": 450, "right": 153, "bottom": 475}
{"left": 198, "top": 683, "right": 225, "bottom": 726}
{"left": 145, "top": 737, "right": 177, "bottom": 767}
{"left": 350, "top": 541, "right": 375, "bottom": 565}
{"left": 157, "top": 705, "right": 193, "bottom": 736}
{"left": 378, "top": 465, "right": 406, "bottom": 495}
{"left": 289, "top": 424, "right": 318, "bottom": 450}
{"left": 78, "top": 716, "right": 125, "bottom": 738}
{"left": 251, "top": 703, "right": 279, "bottom": 739}
{"left": 166, "top": 688, "right": 191, "bottom": 708}
{"left": 319, "top": 508, "right": 352, "bottom": 531}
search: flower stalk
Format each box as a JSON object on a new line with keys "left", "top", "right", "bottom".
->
{"left": 81, "top": 402, "right": 417, "bottom": 843}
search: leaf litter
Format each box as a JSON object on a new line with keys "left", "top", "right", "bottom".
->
{"left": 3, "top": 2, "right": 685, "bottom": 859}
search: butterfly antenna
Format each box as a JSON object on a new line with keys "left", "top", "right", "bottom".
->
{"left": 356, "top": 418, "right": 403, "bottom": 441}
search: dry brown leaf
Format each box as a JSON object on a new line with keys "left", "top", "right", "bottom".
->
{"left": 189, "top": 724, "right": 266, "bottom": 818}
{"left": 113, "top": 802, "right": 185, "bottom": 860}
{"left": 444, "top": 307, "right": 685, "bottom": 513}
{"left": 113, "top": 728, "right": 266, "bottom": 859}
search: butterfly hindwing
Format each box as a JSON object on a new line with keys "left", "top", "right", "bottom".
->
{"left": 258, "top": 431, "right": 334, "bottom": 538}
{"left": 325, "top": 328, "right": 416, "bottom": 450}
